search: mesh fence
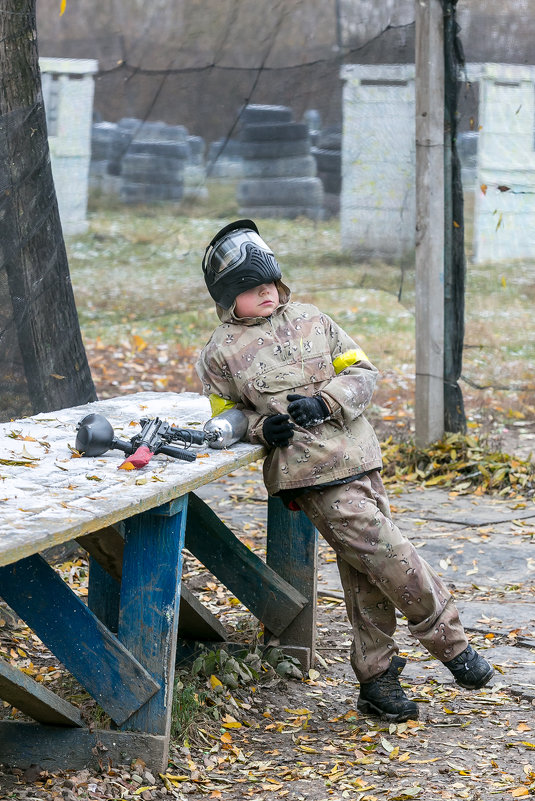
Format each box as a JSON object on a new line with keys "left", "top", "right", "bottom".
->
{"left": 0, "top": 1, "right": 533, "bottom": 430}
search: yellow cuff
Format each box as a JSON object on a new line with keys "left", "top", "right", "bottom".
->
{"left": 332, "top": 348, "right": 368, "bottom": 375}
{"left": 209, "top": 394, "right": 236, "bottom": 417}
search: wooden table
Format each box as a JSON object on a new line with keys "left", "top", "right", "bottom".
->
{"left": 0, "top": 392, "right": 317, "bottom": 771}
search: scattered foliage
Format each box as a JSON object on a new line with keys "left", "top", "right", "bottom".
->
{"left": 172, "top": 645, "right": 303, "bottom": 743}
{"left": 382, "top": 431, "right": 535, "bottom": 497}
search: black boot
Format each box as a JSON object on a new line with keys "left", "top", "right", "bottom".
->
{"left": 443, "top": 645, "right": 494, "bottom": 689}
{"left": 357, "top": 656, "right": 419, "bottom": 722}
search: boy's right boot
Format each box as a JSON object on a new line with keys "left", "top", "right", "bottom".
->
{"left": 357, "top": 656, "right": 418, "bottom": 722}
{"left": 443, "top": 645, "right": 494, "bottom": 689}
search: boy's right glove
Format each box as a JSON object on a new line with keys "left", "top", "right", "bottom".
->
{"left": 262, "top": 414, "right": 294, "bottom": 448}
{"left": 287, "top": 393, "right": 330, "bottom": 428}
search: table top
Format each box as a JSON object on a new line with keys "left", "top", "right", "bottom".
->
{"left": 0, "top": 392, "right": 265, "bottom": 567}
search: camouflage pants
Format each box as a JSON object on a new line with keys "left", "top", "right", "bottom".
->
{"left": 295, "top": 470, "right": 468, "bottom": 683}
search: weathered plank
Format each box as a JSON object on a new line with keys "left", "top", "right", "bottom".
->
{"left": 265, "top": 497, "right": 318, "bottom": 670}
{"left": 0, "top": 659, "right": 83, "bottom": 727}
{"left": 185, "top": 492, "right": 308, "bottom": 636}
{"left": 87, "top": 555, "right": 120, "bottom": 632}
{"left": 80, "top": 526, "right": 123, "bottom": 631}
{"left": 0, "top": 392, "right": 265, "bottom": 569}
{"left": 0, "top": 554, "right": 159, "bottom": 725}
{"left": 80, "top": 523, "right": 228, "bottom": 642}
{"left": 117, "top": 497, "right": 187, "bottom": 737}
{"left": 77, "top": 525, "right": 125, "bottom": 581}
{"left": 0, "top": 720, "right": 167, "bottom": 772}
{"left": 178, "top": 584, "right": 228, "bottom": 642}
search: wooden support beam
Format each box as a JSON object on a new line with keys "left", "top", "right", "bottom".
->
{"left": 265, "top": 498, "right": 317, "bottom": 670}
{"left": 178, "top": 585, "right": 227, "bottom": 642}
{"left": 79, "top": 523, "right": 228, "bottom": 642}
{"left": 87, "top": 556, "right": 120, "bottom": 632}
{"left": 185, "top": 492, "right": 308, "bottom": 636}
{"left": 0, "top": 555, "right": 159, "bottom": 726}
{"left": 117, "top": 497, "right": 187, "bottom": 739}
{"left": 0, "top": 659, "right": 83, "bottom": 727}
{"left": 77, "top": 525, "right": 124, "bottom": 581}
{"left": 414, "top": 0, "right": 445, "bottom": 446}
{"left": 0, "top": 721, "right": 167, "bottom": 772}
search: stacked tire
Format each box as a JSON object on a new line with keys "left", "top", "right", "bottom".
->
{"left": 107, "top": 117, "right": 140, "bottom": 177}
{"left": 207, "top": 138, "right": 243, "bottom": 180}
{"left": 90, "top": 121, "right": 119, "bottom": 191}
{"left": 237, "top": 105, "right": 324, "bottom": 221}
{"left": 311, "top": 126, "right": 342, "bottom": 218}
{"left": 119, "top": 121, "right": 189, "bottom": 204}
{"left": 183, "top": 135, "right": 208, "bottom": 200}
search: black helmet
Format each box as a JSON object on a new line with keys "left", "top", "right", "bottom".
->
{"left": 202, "top": 219, "right": 281, "bottom": 309}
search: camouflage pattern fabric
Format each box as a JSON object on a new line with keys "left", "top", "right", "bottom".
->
{"left": 295, "top": 470, "right": 469, "bottom": 682}
{"left": 196, "top": 281, "right": 383, "bottom": 495}
{"left": 197, "top": 280, "right": 469, "bottom": 681}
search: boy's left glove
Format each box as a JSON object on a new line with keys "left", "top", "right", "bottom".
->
{"left": 287, "top": 393, "right": 330, "bottom": 428}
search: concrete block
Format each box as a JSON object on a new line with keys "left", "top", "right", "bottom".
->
{"left": 40, "top": 58, "right": 97, "bottom": 236}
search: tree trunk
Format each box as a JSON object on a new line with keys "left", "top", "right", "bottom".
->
{"left": 0, "top": 0, "right": 96, "bottom": 420}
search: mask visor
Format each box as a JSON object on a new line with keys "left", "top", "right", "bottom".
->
{"left": 205, "top": 230, "right": 273, "bottom": 278}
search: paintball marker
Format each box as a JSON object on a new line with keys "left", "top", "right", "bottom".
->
{"left": 75, "top": 408, "right": 248, "bottom": 469}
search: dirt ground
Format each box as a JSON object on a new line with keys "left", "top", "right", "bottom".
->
{"left": 1, "top": 578, "right": 534, "bottom": 801}
{"left": 0, "top": 363, "right": 534, "bottom": 801}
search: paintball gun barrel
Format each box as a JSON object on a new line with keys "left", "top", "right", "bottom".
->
{"left": 75, "top": 408, "right": 248, "bottom": 468}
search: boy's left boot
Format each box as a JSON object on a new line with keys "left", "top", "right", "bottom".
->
{"left": 443, "top": 645, "right": 494, "bottom": 689}
{"left": 357, "top": 656, "right": 419, "bottom": 722}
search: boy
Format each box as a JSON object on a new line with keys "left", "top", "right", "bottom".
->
{"left": 196, "top": 219, "right": 494, "bottom": 722}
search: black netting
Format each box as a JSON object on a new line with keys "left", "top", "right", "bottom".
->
{"left": 0, "top": 1, "right": 96, "bottom": 421}
{"left": 1, "top": 1, "right": 532, "bottom": 431}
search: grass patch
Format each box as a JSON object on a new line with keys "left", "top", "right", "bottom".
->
{"left": 171, "top": 673, "right": 210, "bottom": 743}
{"left": 170, "top": 645, "right": 303, "bottom": 745}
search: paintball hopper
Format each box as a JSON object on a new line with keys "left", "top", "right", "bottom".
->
{"left": 75, "top": 413, "right": 121, "bottom": 457}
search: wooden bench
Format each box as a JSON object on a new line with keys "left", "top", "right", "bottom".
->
{"left": 0, "top": 391, "right": 317, "bottom": 772}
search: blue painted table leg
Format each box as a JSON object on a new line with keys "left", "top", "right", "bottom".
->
{"left": 117, "top": 496, "right": 188, "bottom": 738}
{"left": 266, "top": 497, "right": 318, "bottom": 669}
{"left": 0, "top": 556, "right": 158, "bottom": 725}
{"left": 88, "top": 556, "right": 120, "bottom": 633}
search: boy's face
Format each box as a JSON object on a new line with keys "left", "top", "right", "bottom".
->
{"left": 234, "top": 282, "right": 279, "bottom": 318}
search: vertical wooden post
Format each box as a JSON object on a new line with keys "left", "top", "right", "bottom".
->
{"left": 414, "top": 0, "right": 445, "bottom": 446}
{"left": 87, "top": 556, "right": 120, "bottom": 633}
{"left": 118, "top": 496, "right": 188, "bottom": 751}
{"left": 265, "top": 497, "right": 318, "bottom": 671}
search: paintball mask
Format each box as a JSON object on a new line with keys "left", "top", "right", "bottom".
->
{"left": 202, "top": 219, "right": 281, "bottom": 309}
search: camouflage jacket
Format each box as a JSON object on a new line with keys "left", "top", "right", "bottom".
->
{"left": 196, "top": 281, "right": 383, "bottom": 495}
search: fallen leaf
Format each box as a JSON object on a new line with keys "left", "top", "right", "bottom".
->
{"left": 133, "top": 334, "right": 147, "bottom": 352}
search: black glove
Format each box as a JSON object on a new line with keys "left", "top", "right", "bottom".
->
{"left": 262, "top": 414, "right": 294, "bottom": 448}
{"left": 287, "top": 393, "right": 330, "bottom": 428}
